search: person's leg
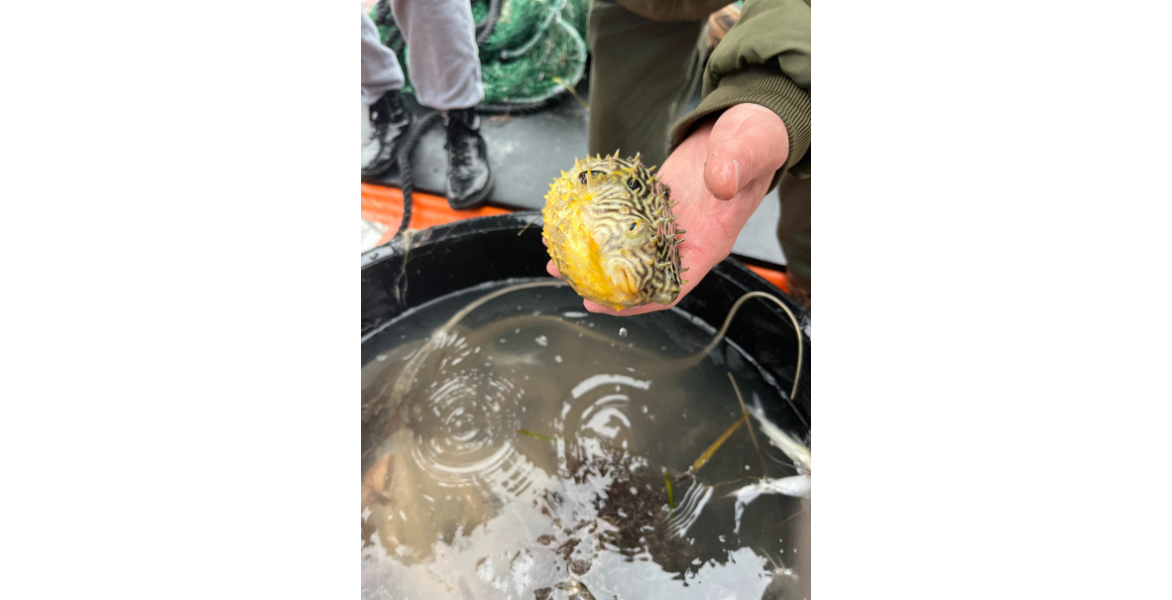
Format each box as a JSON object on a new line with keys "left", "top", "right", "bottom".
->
{"left": 360, "top": 7, "right": 404, "bottom": 105}
{"left": 392, "top": 0, "right": 491, "bottom": 208}
{"left": 390, "top": 0, "right": 483, "bottom": 110}
{"left": 361, "top": 7, "right": 412, "bottom": 178}
{"left": 776, "top": 173, "right": 811, "bottom": 309}
{"left": 587, "top": 0, "right": 706, "bottom": 170}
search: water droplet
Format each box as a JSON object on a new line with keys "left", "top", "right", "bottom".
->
{"left": 618, "top": 327, "right": 628, "bottom": 337}
{"left": 554, "top": 355, "right": 563, "bottom": 363}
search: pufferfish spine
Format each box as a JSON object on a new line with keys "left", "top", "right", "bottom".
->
{"left": 542, "top": 152, "right": 689, "bottom": 310}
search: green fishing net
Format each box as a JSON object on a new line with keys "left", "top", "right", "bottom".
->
{"left": 371, "top": 0, "right": 589, "bottom": 105}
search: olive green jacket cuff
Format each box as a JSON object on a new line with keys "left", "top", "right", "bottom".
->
{"left": 669, "top": 63, "right": 812, "bottom": 187}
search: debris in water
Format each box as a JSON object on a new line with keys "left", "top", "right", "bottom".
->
{"left": 727, "top": 372, "right": 760, "bottom": 452}
{"left": 663, "top": 468, "right": 675, "bottom": 509}
{"left": 730, "top": 476, "right": 811, "bottom": 533}
{"left": 691, "top": 413, "right": 747, "bottom": 473}
{"left": 519, "top": 428, "right": 557, "bottom": 442}
{"left": 619, "top": 327, "right": 628, "bottom": 337}
{"left": 748, "top": 405, "right": 811, "bottom": 473}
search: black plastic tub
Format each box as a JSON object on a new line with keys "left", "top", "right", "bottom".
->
{"left": 360, "top": 213, "right": 811, "bottom": 425}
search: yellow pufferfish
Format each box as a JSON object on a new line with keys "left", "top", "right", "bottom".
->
{"left": 542, "top": 153, "right": 689, "bottom": 311}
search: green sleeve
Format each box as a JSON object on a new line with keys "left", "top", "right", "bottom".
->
{"left": 669, "top": 0, "right": 812, "bottom": 180}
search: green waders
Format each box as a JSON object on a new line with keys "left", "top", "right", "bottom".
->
{"left": 586, "top": 0, "right": 707, "bottom": 171}
{"left": 587, "top": 0, "right": 812, "bottom": 305}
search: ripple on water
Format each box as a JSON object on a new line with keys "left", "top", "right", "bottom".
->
{"left": 362, "top": 283, "right": 809, "bottom": 600}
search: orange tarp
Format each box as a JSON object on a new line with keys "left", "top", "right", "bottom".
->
{"left": 361, "top": 183, "right": 512, "bottom": 246}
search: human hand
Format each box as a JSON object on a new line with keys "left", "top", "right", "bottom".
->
{"left": 546, "top": 103, "right": 789, "bottom": 315}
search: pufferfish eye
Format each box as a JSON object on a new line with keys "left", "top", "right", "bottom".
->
{"left": 628, "top": 221, "right": 639, "bottom": 232}
{"left": 625, "top": 178, "right": 642, "bottom": 192}
{"left": 579, "top": 170, "right": 608, "bottom": 185}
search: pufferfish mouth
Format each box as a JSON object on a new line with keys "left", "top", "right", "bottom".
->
{"left": 611, "top": 263, "right": 639, "bottom": 302}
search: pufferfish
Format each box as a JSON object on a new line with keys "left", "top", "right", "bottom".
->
{"left": 542, "top": 153, "right": 689, "bottom": 310}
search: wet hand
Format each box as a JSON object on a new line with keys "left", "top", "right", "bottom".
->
{"left": 546, "top": 103, "right": 789, "bottom": 316}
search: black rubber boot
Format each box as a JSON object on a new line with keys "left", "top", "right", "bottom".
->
{"left": 443, "top": 108, "right": 494, "bottom": 210}
{"left": 361, "top": 90, "right": 412, "bottom": 179}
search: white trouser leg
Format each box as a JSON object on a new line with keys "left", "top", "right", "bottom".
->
{"left": 391, "top": 0, "right": 484, "bottom": 110}
{"left": 361, "top": 8, "right": 404, "bottom": 107}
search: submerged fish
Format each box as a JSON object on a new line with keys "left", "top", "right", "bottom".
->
{"left": 542, "top": 153, "right": 687, "bottom": 310}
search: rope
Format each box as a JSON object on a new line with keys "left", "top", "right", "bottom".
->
{"left": 393, "top": 112, "right": 441, "bottom": 239}
{"left": 498, "top": 0, "right": 568, "bottom": 61}
{"left": 476, "top": 97, "right": 562, "bottom": 115}
{"left": 475, "top": 0, "right": 502, "bottom": 45}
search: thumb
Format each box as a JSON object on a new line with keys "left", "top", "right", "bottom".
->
{"left": 703, "top": 104, "right": 789, "bottom": 200}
